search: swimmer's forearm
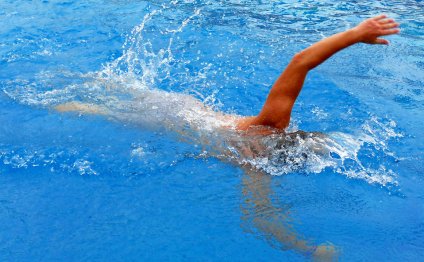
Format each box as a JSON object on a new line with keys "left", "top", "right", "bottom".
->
{"left": 295, "top": 15, "right": 399, "bottom": 70}
{"left": 294, "top": 29, "right": 360, "bottom": 70}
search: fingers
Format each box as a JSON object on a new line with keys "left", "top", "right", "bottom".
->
{"left": 374, "top": 15, "right": 400, "bottom": 34}
{"left": 381, "top": 28, "right": 400, "bottom": 36}
{"left": 374, "top": 38, "right": 389, "bottom": 45}
{"left": 379, "top": 17, "right": 399, "bottom": 27}
{"left": 373, "top": 15, "right": 399, "bottom": 26}
{"left": 380, "top": 18, "right": 394, "bottom": 23}
{"left": 381, "top": 22, "right": 399, "bottom": 29}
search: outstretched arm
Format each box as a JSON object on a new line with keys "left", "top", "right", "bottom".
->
{"left": 236, "top": 15, "right": 400, "bottom": 131}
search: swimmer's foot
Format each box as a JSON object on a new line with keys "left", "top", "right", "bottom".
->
{"left": 312, "top": 243, "right": 339, "bottom": 262}
{"left": 55, "top": 102, "right": 108, "bottom": 115}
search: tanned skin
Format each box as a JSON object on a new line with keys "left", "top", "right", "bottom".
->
{"left": 236, "top": 15, "right": 400, "bottom": 131}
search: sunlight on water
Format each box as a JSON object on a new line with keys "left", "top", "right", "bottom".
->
{"left": 2, "top": 4, "right": 406, "bottom": 189}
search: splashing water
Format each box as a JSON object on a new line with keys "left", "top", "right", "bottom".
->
{"left": 2, "top": 7, "right": 403, "bottom": 187}
{"left": 224, "top": 117, "right": 401, "bottom": 187}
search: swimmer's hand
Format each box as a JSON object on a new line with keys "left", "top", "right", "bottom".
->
{"left": 352, "top": 14, "right": 400, "bottom": 45}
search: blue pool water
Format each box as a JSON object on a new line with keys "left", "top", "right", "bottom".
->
{"left": 1, "top": 0, "right": 423, "bottom": 261}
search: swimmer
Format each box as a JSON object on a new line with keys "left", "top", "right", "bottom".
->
{"left": 55, "top": 15, "right": 400, "bottom": 261}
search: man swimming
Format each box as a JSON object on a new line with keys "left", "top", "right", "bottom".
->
{"left": 55, "top": 15, "right": 400, "bottom": 261}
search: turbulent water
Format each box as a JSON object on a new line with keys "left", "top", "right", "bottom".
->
{"left": 1, "top": 1, "right": 423, "bottom": 261}
{"left": 2, "top": 4, "right": 408, "bottom": 188}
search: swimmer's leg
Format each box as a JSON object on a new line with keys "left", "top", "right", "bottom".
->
{"left": 55, "top": 102, "right": 109, "bottom": 115}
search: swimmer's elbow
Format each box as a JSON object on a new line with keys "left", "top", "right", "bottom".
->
{"left": 290, "top": 52, "right": 309, "bottom": 69}
{"left": 291, "top": 51, "right": 316, "bottom": 70}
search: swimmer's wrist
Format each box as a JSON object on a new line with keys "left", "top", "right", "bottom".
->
{"left": 345, "top": 28, "right": 363, "bottom": 44}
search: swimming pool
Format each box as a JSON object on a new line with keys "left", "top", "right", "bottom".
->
{"left": 0, "top": 0, "right": 423, "bottom": 261}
